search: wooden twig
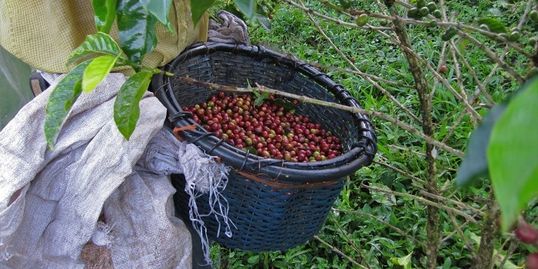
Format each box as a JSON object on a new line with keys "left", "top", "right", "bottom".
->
{"left": 498, "top": 238, "right": 518, "bottom": 269}
{"left": 176, "top": 78, "right": 464, "bottom": 158}
{"left": 331, "top": 66, "right": 406, "bottom": 87}
{"left": 448, "top": 41, "right": 478, "bottom": 128}
{"left": 450, "top": 42, "right": 495, "bottom": 106}
{"left": 361, "top": 183, "right": 477, "bottom": 223}
{"left": 313, "top": 236, "right": 368, "bottom": 269}
{"left": 287, "top": 0, "right": 532, "bottom": 59}
{"left": 373, "top": 159, "right": 425, "bottom": 184}
{"left": 447, "top": 211, "right": 475, "bottom": 251}
{"left": 394, "top": 0, "right": 532, "bottom": 58}
{"left": 283, "top": 0, "right": 391, "bottom": 31}
{"left": 388, "top": 5, "right": 441, "bottom": 268}
{"left": 460, "top": 31, "right": 525, "bottom": 84}
{"left": 440, "top": 108, "right": 468, "bottom": 145}
{"left": 331, "top": 218, "right": 370, "bottom": 267}
{"left": 299, "top": 6, "right": 422, "bottom": 124}
{"left": 333, "top": 207, "right": 425, "bottom": 248}
{"left": 419, "top": 190, "right": 483, "bottom": 214}
{"left": 441, "top": 217, "right": 471, "bottom": 243}
{"left": 370, "top": 22, "right": 483, "bottom": 122}
{"left": 473, "top": 191, "right": 500, "bottom": 269}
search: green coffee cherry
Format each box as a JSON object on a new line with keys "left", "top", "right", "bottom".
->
{"left": 355, "top": 14, "right": 369, "bottom": 27}
{"left": 427, "top": 2, "right": 437, "bottom": 12}
{"left": 419, "top": 7, "right": 430, "bottom": 17}
{"left": 417, "top": 0, "right": 426, "bottom": 8}
{"left": 408, "top": 8, "right": 419, "bottom": 19}
{"left": 442, "top": 27, "right": 457, "bottom": 41}
{"left": 432, "top": 9, "right": 442, "bottom": 19}
{"left": 508, "top": 30, "right": 521, "bottom": 41}
{"left": 530, "top": 10, "right": 538, "bottom": 23}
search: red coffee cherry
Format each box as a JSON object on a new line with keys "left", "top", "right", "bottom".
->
{"left": 515, "top": 220, "right": 538, "bottom": 244}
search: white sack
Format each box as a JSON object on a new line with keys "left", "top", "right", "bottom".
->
{"left": 0, "top": 73, "right": 195, "bottom": 268}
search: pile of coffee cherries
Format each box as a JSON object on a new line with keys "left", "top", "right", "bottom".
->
{"left": 514, "top": 219, "right": 538, "bottom": 268}
{"left": 183, "top": 92, "right": 342, "bottom": 162}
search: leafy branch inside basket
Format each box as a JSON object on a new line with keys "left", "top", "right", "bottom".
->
{"left": 177, "top": 76, "right": 463, "bottom": 157}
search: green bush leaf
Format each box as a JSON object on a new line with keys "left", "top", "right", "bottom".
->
{"left": 235, "top": 0, "right": 257, "bottom": 19}
{"left": 44, "top": 61, "right": 91, "bottom": 149}
{"left": 390, "top": 252, "right": 412, "bottom": 269}
{"left": 147, "top": 0, "right": 173, "bottom": 31}
{"left": 82, "top": 55, "right": 118, "bottom": 93}
{"left": 190, "top": 0, "right": 215, "bottom": 24}
{"left": 144, "top": 15, "right": 158, "bottom": 56}
{"left": 92, "top": 0, "right": 117, "bottom": 33}
{"left": 117, "top": 0, "right": 158, "bottom": 64}
{"left": 337, "top": 0, "right": 352, "bottom": 9}
{"left": 256, "top": 14, "right": 271, "bottom": 30}
{"left": 247, "top": 255, "right": 259, "bottom": 264}
{"left": 67, "top": 32, "right": 123, "bottom": 66}
{"left": 456, "top": 104, "right": 506, "bottom": 187}
{"left": 488, "top": 78, "right": 538, "bottom": 230}
{"left": 441, "top": 27, "right": 458, "bottom": 41}
{"left": 478, "top": 17, "right": 507, "bottom": 33}
{"left": 113, "top": 70, "right": 154, "bottom": 139}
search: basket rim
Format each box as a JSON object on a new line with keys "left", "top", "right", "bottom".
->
{"left": 151, "top": 41, "right": 377, "bottom": 184}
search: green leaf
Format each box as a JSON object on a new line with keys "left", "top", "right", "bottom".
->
{"left": 274, "top": 98, "right": 294, "bottom": 112}
{"left": 144, "top": 15, "right": 158, "bottom": 56}
{"left": 337, "top": 0, "right": 352, "bottom": 9}
{"left": 456, "top": 104, "right": 506, "bottom": 187}
{"left": 478, "top": 17, "right": 507, "bottom": 33}
{"left": 44, "top": 61, "right": 91, "bottom": 149}
{"left": 256, "top": 14, "right": 271, "bottom": 30}
{"left": 235, "top": 0, "right": 257, "bottom": 19}
{"left": 441, "top": 27, "right": 458, "bottom": 41}
{"left": 113, "top": 70, "right": 154, "bottom": 139}
{"left": 488, "top": 78, "right": 538, "bottom": 231}
{"left": 147, "top": 0, "right": 173, "bottom": 31}
{"left": 117, "top": 0, "right": 158, "bottom": 64}
{"left": 390, "top": 252, "right": 413, "bottom": 269}
{"left": 190, "top": 0, "right": 215, "bottom": 24}
{"left": 92, "top": 0, "right": 117, "bottom": 33}
{"left": 82, "top": 55, "right": 118, "bottom": 93}
{"left": 247, "top": 255, "right": 260, "bottom": 264}
{"left": 370, "top": 183, "right": 396, "bottom": 206}
{"left": 253, "top": 91, "right": 270, "bottom": 106}
{"left": 67, "top": 32, "right": 123, "bottom": 66}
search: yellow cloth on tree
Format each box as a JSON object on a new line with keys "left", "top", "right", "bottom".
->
{"left": 0, "top": 0, "right": 208, "bottom": 73}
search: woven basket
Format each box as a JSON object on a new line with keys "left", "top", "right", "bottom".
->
{"left": 151, "top": 42, "right": 377, "bottom": 252}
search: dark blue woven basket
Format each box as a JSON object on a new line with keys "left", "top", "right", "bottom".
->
{"left": 152, "top": 42, "right": 376, "bottom": 252}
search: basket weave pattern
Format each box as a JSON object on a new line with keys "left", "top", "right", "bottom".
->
{"left": 153, "top": 42, "right": 376, "bottom": 251}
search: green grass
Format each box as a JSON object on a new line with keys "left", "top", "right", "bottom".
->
{"left": 207, "top": 0, "right": 535, "bottom": 268}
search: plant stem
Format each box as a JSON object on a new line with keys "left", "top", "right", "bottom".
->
{"left": 176, "top": 76, "right": 464, "bottom": 157}
{"left": 314, "top": 236, "right": 368, "bottom": 269}
{"left": 473, "top": 191, "right": 500, "bottom": 269}
{"left": 388, "top": 6, "right": 440, "bottom": 269}
{"left": 333, "top": 207, "right": 425, "bottom": 248}
{"left": 360, "top": 183, "right": 477, "bottom": 223}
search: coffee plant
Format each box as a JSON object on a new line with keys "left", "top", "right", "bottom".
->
{"left": 43, "top": 0, "right": 538, "bottom": 267}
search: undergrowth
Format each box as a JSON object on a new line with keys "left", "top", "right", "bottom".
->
{"left": 208, "top": 0, "right": 536, "bottom": 268}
